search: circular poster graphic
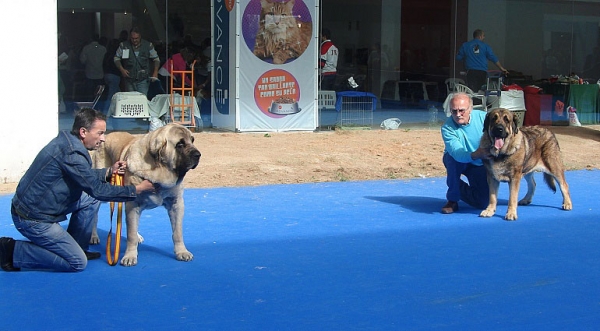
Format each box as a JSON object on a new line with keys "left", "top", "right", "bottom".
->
{"left": 254, "top": 69, "right": 301, "bottom": 118}
{"left": 242, "top": 0, "right": 313, "bottom": 64}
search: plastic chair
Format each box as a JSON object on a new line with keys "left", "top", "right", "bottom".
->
{"left": 73, "top": 84, "right": 105, "bottom": 111}
{"left": 485, "top": 70, "right": 503, "bottom": 99}
{"left": 444, "top": 78, "right": 466, "bottom": 95}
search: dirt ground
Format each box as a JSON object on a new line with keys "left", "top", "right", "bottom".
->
{"left": 1, "top": 124, "right": 599, "bottom": 194}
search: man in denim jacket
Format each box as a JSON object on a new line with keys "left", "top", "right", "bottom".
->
{"left": 0, "top": 109, "right": 155, "bottom": 272}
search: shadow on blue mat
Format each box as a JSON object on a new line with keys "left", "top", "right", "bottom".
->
{"left": 1, "top": 170, "right": 599, "bottom": 330}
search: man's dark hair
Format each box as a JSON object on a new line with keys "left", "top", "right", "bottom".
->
{"left": 119, "top": 29, "right": 128, "bottom": 42}
{"left": 71, "top": 108, "right": 106, "bottom": 136}
{"left": 473, "top": 29, "right": 484, "bottom": 39}
{"left": 321, "top": 28, "right": 331, "bottom": 40}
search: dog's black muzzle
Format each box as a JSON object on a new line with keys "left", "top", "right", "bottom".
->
{"left": 188, "top": 149, "right": 201, "bottom": 170}
{"left": 491, "top": 125, "right": 509, "bottom": 139}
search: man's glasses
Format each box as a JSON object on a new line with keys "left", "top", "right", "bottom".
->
{"left": 450, "top": 108, "right": 468, "bottom": 115}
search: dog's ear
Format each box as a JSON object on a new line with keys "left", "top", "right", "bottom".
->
{"left": 483, "top": 112, "right": 490, "bottom": 133}
{"left": 148, "top": 131, "right": 167, "bottom": 160}
{"left": 146, "top": 125, "right": 169, "bottom": 160}
{"left": 150, "top": 139, "right": 166, "bottom": 157}
{"left": 512, "top": 113, "right": 519, "bottom": 134}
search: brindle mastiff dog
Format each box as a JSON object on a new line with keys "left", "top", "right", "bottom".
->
{"left": 92, "top": 123, "right": 201, "bottom": 266}
{"left": 479, "top": 108, "right": 572, "bottom": 221}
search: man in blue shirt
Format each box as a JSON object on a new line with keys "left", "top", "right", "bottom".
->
{"left": 0, "top": 109, "right": 155, "bottom": 272}
{"left": 456, "top": 29, "right": 509, "bottom": 92}
{"left": 440, "top": 92, "right": 491, "bottom": 214}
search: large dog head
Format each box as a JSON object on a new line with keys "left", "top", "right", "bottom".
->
{"left": 126, "top": 123, "right": 201, "bottom": 187}
{"left": 148, "top": 123, "right": 201, "bottom": 176}
{"left": 482, "top": 108, "right": 521, "bottom": 157}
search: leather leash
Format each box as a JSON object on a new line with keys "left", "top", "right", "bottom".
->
{"left": 106, "top": 173, "right": 124, "bottom": 266}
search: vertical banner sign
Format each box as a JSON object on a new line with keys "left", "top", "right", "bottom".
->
{"left": 239, "top": 0, "right": 317, "bottom": 131}
{"left": 213, "top": 0, "right": 234, "bottom": 115}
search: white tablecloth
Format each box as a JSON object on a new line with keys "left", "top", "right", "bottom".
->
{"left": 499, "top": 90, "right": 526, "bottom": 111}
{"left": 108, "top": 92, "right": 201, "bottom": 119}
{"left": 148, "top": 94, "right": 201, "bottom": 118}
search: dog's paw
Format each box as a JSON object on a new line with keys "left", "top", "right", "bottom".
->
{"left": 89, "top": 235, "right": 100, "bottom": 245}
{"left": 518, "top": 198, "right": 532, "bottom": 206}
{"left": 479, "top": 208, "right": 495, "bottom": 218}
{"left": 120, "top": 255, "right": 138, "bottom": 267}
{"left": 175, "top": 250, "right": 194, "bottom": 262}
{"left": 504, "top": 212, "right": 518, "bottom": 221}
{"left": 562, "top": 202, "right": 573, "bottom": 211}
{"left": 137, "top": 232, "right": 144, "bottom": 244}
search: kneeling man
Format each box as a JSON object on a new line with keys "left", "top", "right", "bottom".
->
{"left": 440, "top": 92, "right": 490, "bottom": 214}
{"left": 0, "top": 109, "right": 155, "bottom": 272}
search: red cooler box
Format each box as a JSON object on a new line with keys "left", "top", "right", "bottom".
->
{"left": 524, "top": 94, "right": 553, "bottom": 126}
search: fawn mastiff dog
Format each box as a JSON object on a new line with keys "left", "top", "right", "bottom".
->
{"left": 92, "top": 123, "right": 201, "bottom": 266}
{"left": 479, "top": 108, "right": 572, "bottom": 221}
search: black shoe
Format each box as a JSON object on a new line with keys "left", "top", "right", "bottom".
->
{"left": 0, "top": 237, "right": 20, "bottom": 271}
{"left": 441, "top": 201, "right": 459, "bottom": 214}
{"left": 84, "top": 251, "right": 101, "bottom": 260}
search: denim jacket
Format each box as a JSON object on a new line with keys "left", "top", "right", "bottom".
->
{"left": 11, "top": 130, "right": 137, "bottom": 222}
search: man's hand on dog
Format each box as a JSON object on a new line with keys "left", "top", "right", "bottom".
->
{"left": 110, "top": 161, "right": 155, "bottom": 194}
{"left": 471, "top": 147, "right": 492, "bottom": 160}
{"left": 111, "top": 161, "right": 127, "bottom": 175}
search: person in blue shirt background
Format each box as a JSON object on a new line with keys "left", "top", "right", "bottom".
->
{"left": 456, "top": 29, "right": 509, "bottom": 92}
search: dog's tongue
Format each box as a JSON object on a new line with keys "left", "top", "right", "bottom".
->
{"left": 494, "top": 137, "right": 504, "bottom": 150}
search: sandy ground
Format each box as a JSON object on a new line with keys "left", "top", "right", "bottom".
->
{"left": 1, "top": 125, "right": 599, "bottom": 194}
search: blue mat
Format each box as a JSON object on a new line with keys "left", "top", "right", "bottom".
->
{"left": 1, "top": 170, "right": 600, "bottom": 330}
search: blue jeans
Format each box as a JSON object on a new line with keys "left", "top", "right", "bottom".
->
{"left": 124, "top": 78, "right": 150, "bottom": 98}
{"left": 443, "top": 152, "right": 489, "bottom": 209}
{"left": 320, "top": 74, "right": 337, "bottom": 91}
{"left": 11, "top": 192, "right": 100, "bottom": 272}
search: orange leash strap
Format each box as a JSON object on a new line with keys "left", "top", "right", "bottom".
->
{"left": 106, "top": 173, "right": 124, "bottom": 266}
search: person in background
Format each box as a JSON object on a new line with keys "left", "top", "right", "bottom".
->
{"left": 58, "top": 34, "right": 73, "bottom": 106}
{"left": 80, "top": 34, "right": 107, "bottom": 99}
{"left": 118, "top": 29, "right": 128, "bottom": 43}
{"left": 114, "top": 27, "right": 161, "bottom": 98}
{"left": 440, "top": 92, "right": 490, "bottom": 214}
{"left": 183, "top": 33, "right": 200, "bottom": 50}
{"left": 158, "top": 47, "right": 197, "bottom": 92}
{"left": 319, "top": 28, "right": 338, "bottom": 91}
{"left": 456, "top": 29, "right": 509, "bottom": 92}
{"left": 196, "top": 37, "right": 212, "bottom": 100}
{"left": 0, "top": 109, "right": 155, "bottom": 272}
{"left": 367, "top": 42, "right": 389, "bottom": 96}
{"left": 103, "top": 38, "right": 122, "bottom": 114}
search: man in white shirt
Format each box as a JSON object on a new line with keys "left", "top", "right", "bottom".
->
{"left": 80, "top": 35, "right": 107, "bottom": 99}
{"left": 319, "top": 28, "right": 338, "bottom": 91}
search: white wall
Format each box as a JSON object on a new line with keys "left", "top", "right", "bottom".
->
{"left": 0, "top": 1, "right": 58, "bottom": 183}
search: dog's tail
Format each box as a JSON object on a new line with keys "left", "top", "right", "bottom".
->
{"left": 543, "top": 173, "right": 558, "bottom": 193}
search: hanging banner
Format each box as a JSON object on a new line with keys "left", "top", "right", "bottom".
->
{"left": 213, "top": 0, "right": 234, "bottom": 116}
{"left": 238, "top": 0, "right": 317, "bottom": 132}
